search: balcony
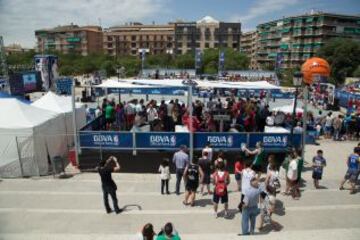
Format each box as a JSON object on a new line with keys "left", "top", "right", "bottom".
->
{"left": 66, "top": 37, "right": 81, "bottom": 43}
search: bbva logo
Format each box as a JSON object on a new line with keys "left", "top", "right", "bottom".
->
{"left": 93, "top": 134, "right": 119, "bottom": 143}
{"left": 150, "top": 135, "right": 176, "bottom": 146}
{"left": 207, "top": 136, "right": 233, "bottom": 146}
{"left": 263, "top": 136, "right": 287, "bottom": 145}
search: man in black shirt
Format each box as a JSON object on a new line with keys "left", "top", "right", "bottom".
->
{"left": 97, "top": 156, "right": 122, "bottom": 214}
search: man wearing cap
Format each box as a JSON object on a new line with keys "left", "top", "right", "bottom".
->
{"left": 173, "top": 145, "right": 189, "bottom": 195}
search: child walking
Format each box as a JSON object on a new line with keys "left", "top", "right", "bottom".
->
{"left": 312, "top": 150, "right": 327, "bottom": 189}
{"left": 159, "top": 159, "right": 171, "bottom": 194}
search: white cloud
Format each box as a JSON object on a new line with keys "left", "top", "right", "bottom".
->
{"left": 0, "top": 0, "right": 169, "bottom": 48}
{"left": 230, "top": 0, "right": 299, "bottom": 23}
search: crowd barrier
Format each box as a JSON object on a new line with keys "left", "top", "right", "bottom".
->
{"left": 79, "top": 131, "right": 302, "bottom": 151}
{"left": 335, "top": 90, "right": 360, "bottom": 108}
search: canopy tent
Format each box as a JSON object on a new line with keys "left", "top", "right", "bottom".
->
{"left": 271, "top": 101, "right": 304, "bottom": 114}
{"left": 112, "top": 78, "right": 281, "bottom": 90}
{"left": 32, "top": 92, "right": 86, "bottom": 146}
{"left": 0, "top": 91, "right": 31, "bottom": 104}
{"left": 0, "top": 99, "right": 67, "bottom": 177}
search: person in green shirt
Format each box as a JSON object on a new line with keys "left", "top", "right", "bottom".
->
{"left": 156, "top": 223, "right": 181, "bottom": 240}
{"left": 105, "top": 104, "right": 115, "bottom": 130}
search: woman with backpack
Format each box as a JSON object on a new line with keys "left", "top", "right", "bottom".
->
{"left": 183, "top": 158, "right": 204, "bottom": 206}
{"left": 212, "top": 161, "right": 230, "bottom": 218}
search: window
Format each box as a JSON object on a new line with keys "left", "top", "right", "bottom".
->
{"left": 107, "top": 43, "right": 113, "bottom": 48}
{"left": 107, "top": 36, "right": 112, "bottom": 41}
{"left": 131, "top": 42, "right": 136, "bottom": 48}
{"left": 205, "top": 43, "right": 209, "bottom": 48}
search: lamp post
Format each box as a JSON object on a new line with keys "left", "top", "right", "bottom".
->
{"left": 182, "top": 79, "right": 198, "bottom": 162}
{"left": 290, "top": 72, "right": 303, "bottom": 147}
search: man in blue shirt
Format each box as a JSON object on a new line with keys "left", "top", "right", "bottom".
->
{"left": 173, "top": 145, "right": 189, "bottom": 195}
{"left": 340, "top": 147, "right": 360, "bottom": 194}
{"left": 241, "top": 177, "right": 263, "bottom": 235}
{"left": 312, "top": 150, "right": 327, "bottom": 189}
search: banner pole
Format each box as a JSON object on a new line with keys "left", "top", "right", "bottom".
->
{"left": 72, "top": 79, "right": 79, "bottom": 167}
{"left": 188, "top": 85, "right": 193, "bottom": 162}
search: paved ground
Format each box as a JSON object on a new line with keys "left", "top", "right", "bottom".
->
{"left": 0, "top": 140, "right": 360, "bottom": 240}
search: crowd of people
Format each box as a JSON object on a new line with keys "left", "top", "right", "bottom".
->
{"left": 91, "top": 94, "right": 285, "bottom": 133}
{"left": 96, "top": 139, "right": 360, "bottom": 237}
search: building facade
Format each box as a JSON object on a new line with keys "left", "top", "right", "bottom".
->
{"left": 255, "top": 12, "right": 360, "bottom": 69}
{"left": 103, "top": 23, "right": 175, "bottom": 56}
{"left": 4, "top": 44, "right": 32, "bottom": 56}
{"left": 35, "top": 24, "right": 103, "bottom": 56}
{"left": 174, "top": 16, "right": 241, "bottom": 54}
{"left": 240, "top": 31, "right": 258, "bottom": 69}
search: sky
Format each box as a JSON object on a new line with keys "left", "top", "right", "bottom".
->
{"left": 0, "top": 0, "right": 359, "bottom": 48}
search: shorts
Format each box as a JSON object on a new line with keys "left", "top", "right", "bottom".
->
{"left": 213, "top": 192, "right": 228, "bottom": 204}
{"left": 186, "top": 181, "right": 199, "bottom": 192}
{"left": 252, "top": 164, "right": 262, "bottom": 173}
{"left": 325, "top": 126, "right": 332, "bottom": 133}
{"left": 344, "top": 169, "right": 360, "bottom": 182}
{"left": 312, "top": 171, "right": 323, "bottom": 180}
{"left": 106, "top": 118, "right": 114, "bottom": 124}
{"left": 235, "top": 173, "right": 241, "bottom": 181}
{"left": 201, "top": 174, "right": 211, "bottom": 185}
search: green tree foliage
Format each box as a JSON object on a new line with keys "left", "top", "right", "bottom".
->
{"left": 353, "top": 65, "right": 360, "bottom": 78}
{"left": 316, "top": 38, "right": 360, "bottom": 85}
{"left": 5, "top": 48, "right": 250, "bottom": 77}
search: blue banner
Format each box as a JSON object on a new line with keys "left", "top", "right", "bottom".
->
{"left": 107, "top": 87, "right": 186, "bottom": 95}
{"left": 136, "top": 132, "right": 189, "bottom": 149}
{"left": 79, "top": 131, "right": 133, "bottom": 149}
{"left": 248, "top": 133, "right": 302, "bottom": 149}
{"left": 194, "top": 133, "right": 246, "bottom": 149}
{"left": 219, "top": 51, "right": 225, "bottom": 72}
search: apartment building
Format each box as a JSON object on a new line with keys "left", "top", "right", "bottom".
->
{"left": 240, "top": 31, "right": 258, "bottom": 69}
{"left": 255, "top": 12, "right": 360, "bottom": 69}
{"left": 103, "top": 23, "right": 175, "bottom": 56}
{"left": 174, "top": 16, "right": 241, "bottom": 54}
{"left": 35, "top": 24, "right": 103, "bottom": 56}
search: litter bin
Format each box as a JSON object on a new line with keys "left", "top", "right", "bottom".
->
{"left": 51, "top": 156, "right": 65, "bottom": 177}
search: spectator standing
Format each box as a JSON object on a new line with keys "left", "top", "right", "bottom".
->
{"left": 199, "top": 152, "right": 212, "bottom": 195}
{"left": 234, "top": 156, "right": 244, "bottom": 191}
{"left": 333, "top": 115, "right": 342, "bottom": 141}
{"left": 97, "top": 156, "right": 122, "bottom": 214}
{"left": 241, "top": 177, "right": 262, "bottom": 235}
{"left": 147, "top": 104, "right": 159, "bottom": 126}
{"left": 158, "top": 159, "right": 171, "bottom": 195}
{"left": 340, "top": 147, "right": 360, "bottom": 194}
{"left": 172, "top": 145, "right": 189, "bottom": 195}
{"left": 312, "top": 150, "right": 327, "bottom": 189}
{"left": 202, "top": 143, "right": 213, "bottom": 162}
{"left": 212, "top": 161, "right": 230, "bottom": 218}
{"left": 183, "top": 158, "right": 204, "bottom": 206}
{"left": 105, "top": 103, "right": 115, "bottom": 130}
{"left": 324, "top": 112, "right": 333, "bottom": 139}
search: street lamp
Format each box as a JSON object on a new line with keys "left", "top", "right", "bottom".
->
{"left": 290, "top": 72, "right": 303, "bottom": 147}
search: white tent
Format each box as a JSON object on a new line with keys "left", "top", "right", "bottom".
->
{"left": 0, "top": 99, "right": 67, "bottom": 177}
{"left": 272, "top": 100, "right": 304, "bottom": 114}
{"left": 32, "top": 92, "right": 86, "bottom": 146}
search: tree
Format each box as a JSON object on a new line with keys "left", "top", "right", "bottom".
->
{"left": 173, "top": 52, "right": 194, "bottom": 69}
{"left": 353, "top": 65, "right": 360, "bottom": 78}
{"left": 316, "top": 38, "right": 360, "bottom": 86}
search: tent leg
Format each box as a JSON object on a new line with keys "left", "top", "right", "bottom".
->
{"left": 15, "top": 136, "right": 24, "bottom": 178}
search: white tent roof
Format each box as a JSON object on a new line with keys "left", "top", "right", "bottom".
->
{"left": 32, "top": 92, "right": 82, "bottom": 113}
{"left": 0, "top": 98, "right": 58, "bottom": 128}
{"left": 96, "top": 79, "right": 170, "bottom": 89}
{"left": 271, "top": 100, "right": 303, "bottom": 114}
{"left": 110, "top": 79, "right": 281, "bottom": 90}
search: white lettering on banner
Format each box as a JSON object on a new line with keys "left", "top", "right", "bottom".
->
{"left": 93, "top": 134, "right": 119, "bottom": 146}
{"left": 263, "top": 136, "right": 288, "bottom": 147}
{"left": 150, "top": 135, "right": 176, "bottom": 147}
{"left": 207, "top": 136, "right": 234, "bottom": 147}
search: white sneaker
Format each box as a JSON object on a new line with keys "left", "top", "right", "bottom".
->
{"left": 214, "top": 212, "right": 218, "bottom": 218}
{"left": 224, "top": 211, "right": 229, "bottom": 218}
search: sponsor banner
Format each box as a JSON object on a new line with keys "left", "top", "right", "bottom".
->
{"left": 248, "top": 133, "right": 302, "bottom": 149}
{"left": 79, "top": 132, "right": 133, "bottom": 149}
{"left": 136, "top": 133, "right": 189, "bottom": 149}
{"left": 194, "top": 133, "right": 246, "bottom": 149}
{"left": 107, "top": 87, "right": 186, "bottom": 95}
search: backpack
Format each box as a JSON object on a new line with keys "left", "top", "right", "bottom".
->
{"left": 214, "top": 171, "right": 228, "bottom": 197}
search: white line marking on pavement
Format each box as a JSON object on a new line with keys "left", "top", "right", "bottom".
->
{"left": 0, "top": 204, "right": 359, "bottom": 215}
